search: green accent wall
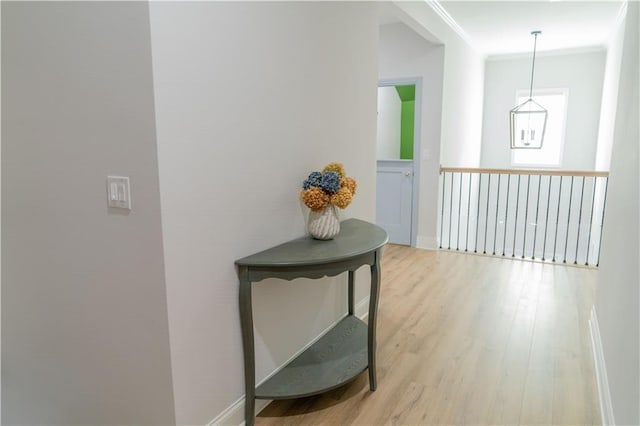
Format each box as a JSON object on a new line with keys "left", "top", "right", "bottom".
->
{"left": 395, "top": 85, "right": 415, "bottom": 102}
{"left": 400, "top": 100, "right": 415, "bottom": 159}
{"left": 395, "top": 85, "right": 415, "bottom": 160}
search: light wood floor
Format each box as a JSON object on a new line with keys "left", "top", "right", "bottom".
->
{"left": 257, "top": 244, "right": 600, "bottom": 425}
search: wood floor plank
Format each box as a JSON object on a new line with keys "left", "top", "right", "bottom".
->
{"left": 519, "top": 265, "right": 556, "bottom": 425}
{"left": 452, "top": 257, "right": 527, "bottom": 425}
{"left": 255, "top": 245, "right": 601, "bottom": 425}
{"left": 486, "top": 261, "right": 543, "bottom": 424}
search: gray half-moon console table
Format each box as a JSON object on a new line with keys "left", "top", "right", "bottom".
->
{"left": 235, "top": 218, "right": 388, "bottom": 426}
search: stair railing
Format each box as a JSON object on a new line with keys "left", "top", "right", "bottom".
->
{"left": 438, "top": 166, "right": 609, "bottom": 266}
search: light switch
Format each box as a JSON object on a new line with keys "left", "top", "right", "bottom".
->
{"left": 107, "top": 176, "right": 131, "bottom": 210}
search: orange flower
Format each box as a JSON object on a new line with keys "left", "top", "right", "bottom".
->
{"left": 341, "top": 176, "right": 357, "bottom": 195}
{"left": 301, "top": 187, "right": 329, "bottom": 211}
{"left": 330, "top": 187, "right": 353, "bottom": 209}
{"left": 322, "top": 162, "right": 346, "bottom": 179}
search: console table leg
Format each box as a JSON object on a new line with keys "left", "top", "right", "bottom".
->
{"left": 238, "top": 268, "right": 256, "bottom": 426}
{"left": 348, "top": 270, "right": 355, "bottom": 315}
{"left": 368, "top": 251, "right": 381, "bottom": 391}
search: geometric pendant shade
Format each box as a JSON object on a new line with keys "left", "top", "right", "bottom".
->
{"left": 510, "top": 30, "right": 547, "bottom": 149}
{"left": 510, "top": 98, "right": 547, "bottom": 149}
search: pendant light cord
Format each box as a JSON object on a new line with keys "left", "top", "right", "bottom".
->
{"left": 529, "top": 31, "right": 540, "bottom": 100}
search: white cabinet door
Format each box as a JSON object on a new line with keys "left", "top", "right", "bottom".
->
{"left": 376, "top": 160, "right": 413, "bottom": 245}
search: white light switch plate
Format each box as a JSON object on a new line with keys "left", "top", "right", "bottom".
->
{"left": 107, "top": 176, "right": 131, "bottom": 210}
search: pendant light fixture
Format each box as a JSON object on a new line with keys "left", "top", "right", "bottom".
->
{"left": 510, "top": 30, "right": 547, "bottom": 149}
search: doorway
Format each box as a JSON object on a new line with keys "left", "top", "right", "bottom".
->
{"left": 376, "top": 79, "right": 421, "bottom": 246}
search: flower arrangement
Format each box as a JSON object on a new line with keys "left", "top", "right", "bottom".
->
{"left": 300, "top": 162, "right": 357, "bottom": 211}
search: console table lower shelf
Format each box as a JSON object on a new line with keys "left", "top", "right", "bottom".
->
{"left": 256, "top": 315, "right": 368, "bottom": 400}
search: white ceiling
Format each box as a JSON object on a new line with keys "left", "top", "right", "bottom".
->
{"left": 380, "top": 1, "right": 626, "bottom": 57}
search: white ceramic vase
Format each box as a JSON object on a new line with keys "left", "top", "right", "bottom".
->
{"left": 308, "top": 204, "right": 340, "bottom": 240}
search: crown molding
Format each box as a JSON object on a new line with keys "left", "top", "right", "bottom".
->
{"left": 606, "top": 0, "right": 628, "bottom": 48}
{"left": 487, "top": 45, "right": 607, "bottom": 61}
{"left": 423, "top": 0, "right": 484, "bottom": 57}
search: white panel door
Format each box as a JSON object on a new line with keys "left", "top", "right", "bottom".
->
{"left": 376, "top": 160, "right": 413, "bottom": 245}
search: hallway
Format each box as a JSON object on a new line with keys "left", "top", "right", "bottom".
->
{"left": 258, "top": 245, "right": 600, "bottom": 425}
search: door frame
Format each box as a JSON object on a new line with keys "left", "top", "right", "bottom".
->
{"left": 378, "top": 77, "right": 422, "bottom": 247}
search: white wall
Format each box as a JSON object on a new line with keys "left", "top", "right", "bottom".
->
{"left": 595, "top": 8, "right": 627, "bottom": 172}
{"left": 149, "top": 3, "right": 378, "bottom": 424}
{"left": 390, "top": 2, "right": 485, "bottom": 169}
{"left": 378, "top": 21, "right": 444, "bottom": 249}
{"left": 2, "top": 3, "right": 175, "bottom": 424}
{"left": 437, "top": 40, "right": 485, "bottom": 168}
{"left": 377, "top": 86, "right": 402, "bottom": 159}
{"left": 594, "top": 2, "right": 640, "bottom": 425}
{"left": 379, "top": 2, "right": 485, "bottom": 249}
{"left": 481, "top": 50, "right": 607, "bottom": 170}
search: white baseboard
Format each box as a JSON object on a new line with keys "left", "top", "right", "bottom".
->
{"left": 589, "top": 307, "right": 616, "bottom": 426}
{"left": 355, "top": 295, "right": 370, "bottom": 320}
{"left": 208, "top": 396, "right": 270, "bottom": 426}
{"left": 415, "top": 235, "right": 437, "bottom": 249}
{"left": 209, "top": 297, "right": 370, "bottom": 426}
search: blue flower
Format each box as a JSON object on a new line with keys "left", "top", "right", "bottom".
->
{"left": 302, "top": 171, "right": 322, "bottom": 189}
{"left": 320, "top": 171, "right": 341, "bottom": 194}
